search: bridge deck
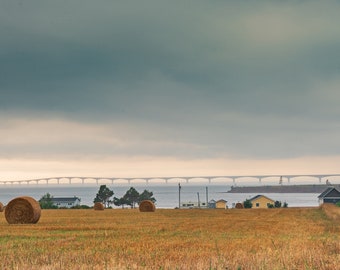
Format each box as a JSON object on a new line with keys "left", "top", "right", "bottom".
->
{"left": 1, "top": 174, "right": 340, "bottom": 185}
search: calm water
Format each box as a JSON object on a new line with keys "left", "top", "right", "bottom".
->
{"left": 0, "top": 183, "right": 321, "bottom": 208}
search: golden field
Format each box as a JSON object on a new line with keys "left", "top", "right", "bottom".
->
{"left": 0, "top": 205, "right": 339, "bottom": 270}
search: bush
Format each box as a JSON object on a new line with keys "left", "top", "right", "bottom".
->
{"left": 267, "top": 203, "right": 274, "bottom": 208}
{"left": 243, "top": 199, "right": 252, "bottom": 208}
{"left": 274, "top": 201, "right": 282, "bottom": 208}
{"left": 268, "top": 201, "right": 287, "bottom": 208}
{"left": 336, "top": 201, "right": 340, "bottom": 207}
{"left": 39, "top": 193, "right": 58, "bottom": 209}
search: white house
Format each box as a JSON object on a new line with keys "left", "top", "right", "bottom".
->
{"left": 51, "top": 196, "right": 81, "bottom": 208}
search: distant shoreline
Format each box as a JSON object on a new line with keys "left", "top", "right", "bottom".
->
{"left": 227, "top": 184, "right": 340, "bottom": 193}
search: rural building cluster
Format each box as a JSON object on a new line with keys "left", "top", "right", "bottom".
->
{"left": 181, "top": 186, "right": 340, "bottom": 209}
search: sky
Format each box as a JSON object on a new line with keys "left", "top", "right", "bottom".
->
{"left": 1, "top": 1, "right": 340, "bottom": 181}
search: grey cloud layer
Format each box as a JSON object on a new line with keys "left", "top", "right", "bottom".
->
{"left": 1, "top": 1, "right": 340, "bottom": 160}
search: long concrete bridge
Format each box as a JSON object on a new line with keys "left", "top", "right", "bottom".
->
{"left": 0, "top": 174, "right": 340, "bottom": 186}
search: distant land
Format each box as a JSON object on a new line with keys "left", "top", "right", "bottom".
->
{"left": 227, "top": 184, "right": 340, "bottom": 193}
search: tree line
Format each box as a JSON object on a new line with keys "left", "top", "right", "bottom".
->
{"left": 93, "top": 185, "right": 156, "bottom": 208}
{"left": 39, "top": 185, "right": 156, "bottom": 209}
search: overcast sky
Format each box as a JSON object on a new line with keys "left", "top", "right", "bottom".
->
{"left": 1, "top": 1, "right": 340, "bottom": 180}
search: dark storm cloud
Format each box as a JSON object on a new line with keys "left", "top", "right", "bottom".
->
{"left": 1, "top": 1, "right": 340, "bottom": 160}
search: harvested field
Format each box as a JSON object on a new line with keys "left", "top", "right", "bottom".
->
{"left": 0, "top": 207, "right": 339, "bottom": 269}
{"left": 320, "top": 203, "right": 340, "bottom": 221}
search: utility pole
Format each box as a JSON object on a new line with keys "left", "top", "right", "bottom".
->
{"left": 178, "top": 183, "right": 181, "bottom": 209}
{"left": 206, "top": 186, "right": 208, "bottom": 208}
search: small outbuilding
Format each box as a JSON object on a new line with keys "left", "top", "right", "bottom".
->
{"left": 208, "top": 199, "right": 216, "bottom": 209}
{"left": 216, "top": 199, "right": 228, "bottom": 209}
{"left": 51, "top": 196, "right": 81, "bottom": 208}
{"left": 208, "top": 200, "right": 216, "bottom": 208}
{"left": 318, "top": 187, "right": 340, "bottom": 205}
{"left": 249, "top": 195, "right": 275, "bottom": 208}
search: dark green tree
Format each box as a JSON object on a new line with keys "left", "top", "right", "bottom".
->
{"left": 93, "top": 185, "right": 114, "bottom": 208}
{"left": 123, "top": 187, "right": 140, "bottom": 208}
{"left": 39, "top": 193, "right": 58, "bottom": 209}
{"left": 274, "top": 201, "right": 282, "bottom": 208}
{"left": 243, "top": 199, "right": 253, "bottom": 209}
{"left": 138, "top": 189, "right": 156, "bottom": 203}
{"left": 113, "top": 196, "right": 128, "bottom": 209}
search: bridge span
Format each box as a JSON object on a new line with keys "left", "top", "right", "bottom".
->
{"left": 0, "top": 174, "right": 340, "bottom": 186}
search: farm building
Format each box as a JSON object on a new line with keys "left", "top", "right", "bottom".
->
{"left": 208, "top": 199, "right": 216, "bottom": 208}
{"left": 216, "top": 199, "right": 227, "bottom": 209}
{"left": 51, "top": 196, "right": 81, "bottom": 208}
{"left": 249, "top": 195, "right": 275, "bottom": 208}
{"left": 318, "top": 187, "right": 340, "bottom": 205}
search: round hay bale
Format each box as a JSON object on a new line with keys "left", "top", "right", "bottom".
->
{"left": 5, "top": 196, "right": 41, "bottom": 224}
{"left": 235, "top": 202, "right": 244, "bottom": 209}
{"left": 0, "top": 202, "right": 4, "bottom": 212}
{"left": 139, "top": 200, "right": 156, "bottom": 212}
{"left": 94, "top": 202, "right": 104, "bottom": 210}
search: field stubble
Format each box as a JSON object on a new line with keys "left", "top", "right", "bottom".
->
{"left": 0, "top": 205, "right": 339, "bottom": 270}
